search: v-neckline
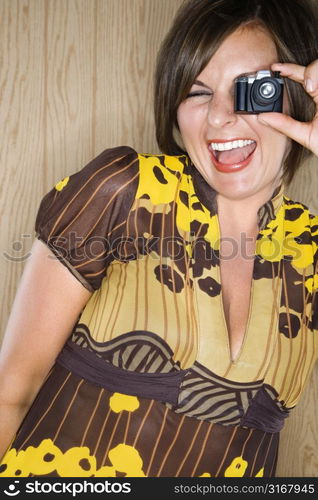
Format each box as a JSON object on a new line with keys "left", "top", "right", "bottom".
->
{"left": 187, "top": 158, "right": 285, "bottom": 375}
{"left": 216, "top": 215, "right": 256, "bottom": 365}
{"left": 219, "top": 279, "right": 255, "bottom": 365}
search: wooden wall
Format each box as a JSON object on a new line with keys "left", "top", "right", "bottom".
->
{"left": 0, "top": 0, "right": 317, "bottom": 477}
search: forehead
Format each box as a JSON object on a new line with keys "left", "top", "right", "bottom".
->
{"left": 198, "top": 26, "right": 278, "bottom": 81}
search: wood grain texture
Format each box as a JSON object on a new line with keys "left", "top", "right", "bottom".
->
{"left": 278, "top": 157, "right": 318, "bottom": 477}
{"left": 0, "top": 0, "right": 317, "bottom": 477}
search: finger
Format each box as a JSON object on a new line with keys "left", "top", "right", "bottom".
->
{"left": 257, "top": 112, "right": 311, "bottom": 148}
{"left": 272, "top": 62, "right": 318, "bottom": 98}
{"left": 271, "top": 63, "right": 305, "bottom": 85}
{"left": 303, "top": 60, "right": 318, "bottom": 94}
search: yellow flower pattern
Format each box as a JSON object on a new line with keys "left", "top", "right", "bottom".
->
{"left": 0, "top": 449, "right": 31, "bottom": 477}
{"left": 136, "top": 154, "right": 221, "bottom": 253}
{"left": 109, "top": 393, "right": 140, "bottom": 413}
{"left": 55, "top": 176, "right": 69, "bottom": 191}
{"left": 305, "top": 274, "right": 318, "bottom": 293}
{"left": 108, "top": 444, "right": 146, "bottom": 477}
{"left": 56, "top": 447, "right": 96, "bottom": 477}
{"left": 0, "top": 440, "right": 145, "bottom": 478}
{"left": 257, "top": 199, "right": 316, "bottom": 270}
{"left": 199, "top": 458, "right": 264, "bottom": 478}
{"left": 136, "top": 155, "right": 182, "bottom": 205}
{"left": 0, "top": 390, "right": 148, "bottom": 478}
{"left": 0, "top": 440, "right": 267, "bottom": 478}
{"left": 224, "top": 456, "right": 248, "bottom": 477}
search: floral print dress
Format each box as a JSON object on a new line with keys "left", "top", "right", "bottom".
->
{"left": 1, "top": 146, "right": 317, "bottom": 477}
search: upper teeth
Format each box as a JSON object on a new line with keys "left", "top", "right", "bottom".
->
{"left": 210, "top": 139, "right": 255, "bottom": 151}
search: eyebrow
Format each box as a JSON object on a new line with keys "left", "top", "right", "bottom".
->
{"left": 193, "top": 73, "right": 251, "bottom": 88}
{"left": 193, "top": 79, "right": 210, "bottom": 88}
{"left": 236, "top": 72, "right": 250, "bottom": 78}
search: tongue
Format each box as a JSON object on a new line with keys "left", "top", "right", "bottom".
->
{"left": 217, "top": 143, "right": 256, "bottom": 165}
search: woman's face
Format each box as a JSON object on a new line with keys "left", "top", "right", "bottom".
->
{"left": 177, "top": 26, "right": 290, "bottom": 204}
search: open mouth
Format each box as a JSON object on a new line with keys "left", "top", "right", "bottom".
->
{"left": 208, "top": 139, "right": 257, "bottom": 172}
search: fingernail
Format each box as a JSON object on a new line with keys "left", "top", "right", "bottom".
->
{"left": 305, "top": 79, "right": 314, "bottom": 92}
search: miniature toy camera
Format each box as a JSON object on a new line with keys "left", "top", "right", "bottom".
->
{"left": 234, "top": 70, "right": 284, "bottom": 113}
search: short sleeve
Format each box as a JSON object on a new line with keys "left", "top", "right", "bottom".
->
{"left": 35, "top": 146, "right": 139, "bottom": 292}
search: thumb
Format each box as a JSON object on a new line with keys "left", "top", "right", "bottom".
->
{"left": 257, "top": 112, "right": 310, "bottom": 148}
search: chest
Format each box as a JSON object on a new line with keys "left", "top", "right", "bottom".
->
{"left": 220, "top": 255, "right": 255, "bottom": 361}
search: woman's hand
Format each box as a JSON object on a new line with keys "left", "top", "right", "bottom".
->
{"left": 257, "top": 60, "right": 318, "bottom": 156}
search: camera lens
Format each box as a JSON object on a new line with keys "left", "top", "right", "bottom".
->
{"left": 252, "top": 78, "right": 281, "bottom": 106}
{"left": 259, "top": 82, "right": 276, "bottom": 99}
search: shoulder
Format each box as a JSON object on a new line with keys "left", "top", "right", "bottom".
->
{"left": 77, "top": 148, "right": 190, "bottom": 204}
{"left": 136, "top": 152, "right": 189, "bottom": 203}
{"left": 138, "top": 151, "right": 189, "bottom": 177}
{"left": 38, "top": 146, "right": 138, "bottom": 212}
{"left": 283, "top": 196, "right": 318, "bottom": 228}
{"left": 282, "top": 196, "right": 318, "bottom": 264}
{"left": 35, "top": 146, "right": 140, "bottom": 239}
{"left": 68, "top": 145, "right": 139, "bottom": 194}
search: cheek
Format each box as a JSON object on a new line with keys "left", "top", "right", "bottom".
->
{"left": 266, "top": 129, "right": 289, "bottom": 154}
{"left": 243, "top": 116, "right": 288, "bottom": 155}
{"left": 260, "top": 130, "right": 290, "bottom": 172}
{"left": 176, "top": 106, "right": 189, "bottom": 138}
{"left": 177, "top": 103, "right": 206, "bottom": 138}
{"left": 176, "top": 106, "right": 195, "bottom": 152}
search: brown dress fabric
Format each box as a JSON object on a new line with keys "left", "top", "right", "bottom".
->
{"left": 1, "top": 146, "right": 317, "bottom": 478}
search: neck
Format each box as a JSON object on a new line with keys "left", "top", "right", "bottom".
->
{"left": 216, "top": 183, "right": 280, "bottom": 235}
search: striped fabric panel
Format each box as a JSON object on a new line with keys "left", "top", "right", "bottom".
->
{"left": 71, "top": 327, "right": 264, "bottom": 426}
{"left": 174, "top": 363, "right": 261, "bottom": 424}
{"left": 72, "top": 325, "right": 180, "bottom": 373}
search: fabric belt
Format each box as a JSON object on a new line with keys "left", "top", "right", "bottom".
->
{"left": 56, "top": 340, "right": 188, "bottom": 406}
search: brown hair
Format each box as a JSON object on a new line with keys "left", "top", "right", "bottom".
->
{"left": 154, "top": 0, "right": 318, "bottom": 184}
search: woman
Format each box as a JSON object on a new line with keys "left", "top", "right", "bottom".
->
{"left": 0, "top": 0, "right": 317, "bottom": 477}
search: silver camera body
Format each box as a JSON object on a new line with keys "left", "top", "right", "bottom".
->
{"left": 234, "top": 70, "right": 284, "bottom": 113}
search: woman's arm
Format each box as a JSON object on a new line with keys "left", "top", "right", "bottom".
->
{"left": 0, "top": 238, "right": 92, "bottom": 460}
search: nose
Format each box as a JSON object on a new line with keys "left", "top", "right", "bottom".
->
{"left": 207, "top": 93, "right": 237, "bottom": 128}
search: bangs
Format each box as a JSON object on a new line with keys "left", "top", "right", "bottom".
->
{"left": 154, "top": 0, "right": 318, "bottom": 182}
